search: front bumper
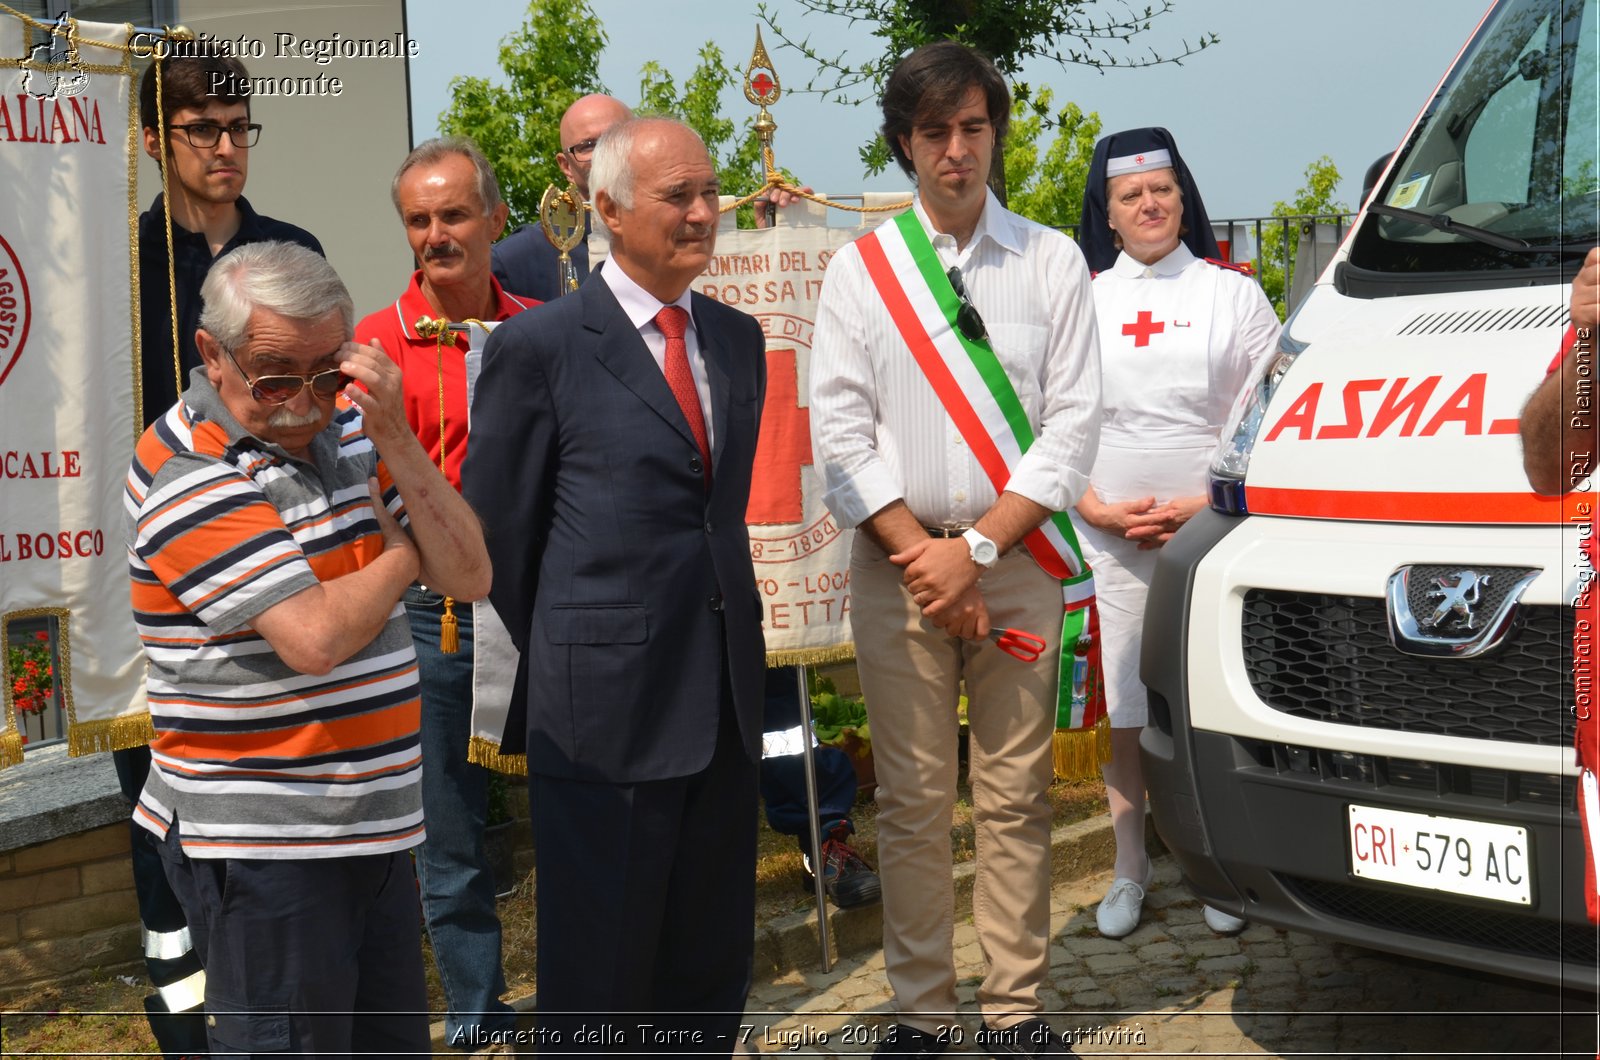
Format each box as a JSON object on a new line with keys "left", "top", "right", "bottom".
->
{"left": 1140, "top": 508, "right": 1595, "bottom": 991}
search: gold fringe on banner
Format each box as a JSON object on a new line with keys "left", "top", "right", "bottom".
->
{"left": 468, "top": 736, "right": 527, "bottom": 777}
{"left": 1052, "top": 714, "right": 1112, "bottom": 782}
{"left": 0, "top": 731, "right": 21, "bottom": 768}
{"left": 68, "top": 712, "right": 155, "bottom": 756}
{"left": 763, "top": 644, "right": 857, "bottom": 669}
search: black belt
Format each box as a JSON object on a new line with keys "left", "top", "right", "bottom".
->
{"left": 921, "top": 525, "right": 972, "bottom": 538}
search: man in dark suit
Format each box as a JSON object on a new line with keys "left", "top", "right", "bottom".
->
{"left": 462, "top": 117, "right": 767, "bottom": 1054}
{"left": 490, "top": 93, "right": 630, "bottom": 300}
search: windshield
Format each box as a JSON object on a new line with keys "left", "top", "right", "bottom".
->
{"left": 1350, "top": 0, "right": 1598, "bottom": 273}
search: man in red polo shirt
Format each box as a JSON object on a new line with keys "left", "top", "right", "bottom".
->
{"left": 1522, "top": 245, "right": 1600, "bottom": 922}
{"left": 355, "top": 136, "right": 535, "bottom": 1055}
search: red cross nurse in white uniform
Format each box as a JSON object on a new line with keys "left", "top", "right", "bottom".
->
{"left": 1074, "top": 127, "right": 1281, "bottom": 939}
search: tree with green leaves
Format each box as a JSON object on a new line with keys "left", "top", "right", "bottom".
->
{"left": 438, "top": 0, "right": 606, "bottom": 230}
{"left": 1003, "top": 87, "right": 1102, "bottom": 228}
{"left": 441, "top": 1, "right": 781, "bottom": 231}
{"left": 758, "top": 0, "right": 1216, "bottom": 192}
{"left": 1256, "top": 155, "right": 1349, "bottom": 319}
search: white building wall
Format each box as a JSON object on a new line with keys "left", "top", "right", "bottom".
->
{"left": 140, "top": 0, "right": 415, "bottom": 316}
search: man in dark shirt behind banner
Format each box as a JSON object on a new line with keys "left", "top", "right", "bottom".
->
{"left": 117, "top": 53, "right": 322, "bottom": 1058}
{"left": 137, "top": 54, "right": 322, "bottom": 428}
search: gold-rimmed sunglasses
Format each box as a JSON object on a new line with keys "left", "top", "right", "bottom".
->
{"left": 222, "top": 346, "right": 349, "bottom": 405}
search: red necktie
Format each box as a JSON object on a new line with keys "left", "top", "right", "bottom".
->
{"left": 654, "top": 305, "right": 712, "bottom": 486}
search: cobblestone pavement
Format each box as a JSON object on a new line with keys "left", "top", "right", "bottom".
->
{"left": 741, "top": 856, "right": 1599, "bottom": 1058}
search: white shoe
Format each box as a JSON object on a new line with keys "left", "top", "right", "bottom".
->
{"left": 1096, "top": 859, "right": 1154, "bottom": 938}
{"left": 1203, "top": 904, "right": 1247, "bottom": 934}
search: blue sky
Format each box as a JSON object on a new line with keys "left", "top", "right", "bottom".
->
{"left": 405, "top": 0, "right": 1490, "bottom": 219}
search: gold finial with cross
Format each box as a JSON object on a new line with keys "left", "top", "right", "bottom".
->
{"left": 744, "top": 27, "right": 781, "bottom": 150}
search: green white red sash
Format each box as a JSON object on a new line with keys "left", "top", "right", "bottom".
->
{"left": 857, "top": 210, "right": 1110, "bottom": 779}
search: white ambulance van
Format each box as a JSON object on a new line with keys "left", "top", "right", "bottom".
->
{"left": 1142, "top": 0, "right": 1598, "bottom": 988}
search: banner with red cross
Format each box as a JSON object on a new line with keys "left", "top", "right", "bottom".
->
{"left": 690, "top": 199, "right": 909, "bottom": 664}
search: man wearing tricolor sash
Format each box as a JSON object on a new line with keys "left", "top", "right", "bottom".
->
{"left": 809, "top": 42, "right": 1102, "bottom": 1059}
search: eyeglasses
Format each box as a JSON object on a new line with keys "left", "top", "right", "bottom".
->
{"left": 947, "top": 266, "right": 987, "bottom": 342}
{"left": 563, "top": 137, "right": 599, "bottom": 162}
{"left": 223, "top": 346, "right": 348, "bottom": 405}
{"left": 169, "top": 121, "right": 262, "bottom": 149}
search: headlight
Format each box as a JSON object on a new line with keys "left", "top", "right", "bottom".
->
{"left": 1208, "top": 330, "right": 1308, "bottom": 515}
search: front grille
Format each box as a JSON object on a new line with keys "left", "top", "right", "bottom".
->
{"left": 1283, "top": 875, "right": 1598, "bottom": 969}
{"left": 1241, "top": 591, "right": 1571, "bottom": 746}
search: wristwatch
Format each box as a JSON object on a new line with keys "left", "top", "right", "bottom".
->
{"left": 962, "top": 528, "right": 999, "bottom": 569}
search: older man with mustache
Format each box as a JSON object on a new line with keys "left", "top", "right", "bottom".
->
{"left": 127, "top": 240, "right": 489, "bottom": 1057}
{"left": 354, "top": 136, "right": 536, "bottom": 1056}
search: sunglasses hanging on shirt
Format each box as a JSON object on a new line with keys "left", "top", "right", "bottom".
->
{"left": 946, "top": 265, "right": 987, "bottom": 342}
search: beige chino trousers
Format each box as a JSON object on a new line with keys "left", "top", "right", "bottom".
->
{"left": 849, "top": 533, "right": 1065, "bottom": 1033}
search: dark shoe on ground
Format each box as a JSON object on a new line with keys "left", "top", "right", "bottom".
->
{"left": 873, "top": 1022, "right": 947, "bottom": 1056}
{"left": 802, "top": 819, "right": 882, "bottom": 908}
{"left": 976, "top": 1017, "right": 1076, "bottom": 1058}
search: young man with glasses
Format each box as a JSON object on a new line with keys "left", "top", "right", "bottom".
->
{"left": 809, "top": 42, "right": 1101, "bottom": 1058}
{"left": 490, "top": 93, "right": 631, "bottom": 301}
{"left": 137, "top": 54, "right": 323, "bottom": 427}
{"left": 117, "top": 54, "right": 323, "bottom": 1060}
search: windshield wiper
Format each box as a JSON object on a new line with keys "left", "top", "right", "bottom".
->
{"left": 1368, "top": 203, "right": 1533, "bottom": 253}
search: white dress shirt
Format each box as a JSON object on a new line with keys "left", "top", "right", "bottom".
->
{"left": 809, "top": 189, "right": 1102, "bottom": 529}
{"left": 599, "top": 258, "right": 714, "bottom": 448}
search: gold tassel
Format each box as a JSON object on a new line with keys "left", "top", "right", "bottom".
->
{"left": 468, "top": 735, "right": 529, "bottom": 776}
{"left": 1052, "top": 715, "right": 1112, "bottom": 781}
{"left": 440, "top": 597, "right": 460, "bottom": 654}
{"left": 0, "top": 730, "right": 22, "bottom": 769}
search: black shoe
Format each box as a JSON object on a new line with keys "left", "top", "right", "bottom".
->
{"left": 976, "top": 1017, "right": 1075, "bottom": 1058}
{"left": 874, "top": 1022, "right": 947, "bottom": 1056}
{"left": 802, "top": 819, "right": 882, "bottom": 908}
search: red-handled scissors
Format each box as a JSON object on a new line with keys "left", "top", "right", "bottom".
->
{"left": 989, "top": 627, "right": 1047, "bottom": 663}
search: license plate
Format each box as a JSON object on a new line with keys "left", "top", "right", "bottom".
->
{"left": 1347, "top": 803, "right": 1531, "bottom": 905}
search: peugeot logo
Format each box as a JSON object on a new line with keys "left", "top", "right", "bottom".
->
{"left": 1387, "top": 565, "right": 1537, "bottom": 659}
{"left": 1420, "top": 570, "right": 1487, "bottom": 631}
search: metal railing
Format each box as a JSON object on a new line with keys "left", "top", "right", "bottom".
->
{"left": 771, "top": 196, "right": 1358, "bottom": 306}
{"left": 1057, "top": 213, "right": 1358, "bottom": 301}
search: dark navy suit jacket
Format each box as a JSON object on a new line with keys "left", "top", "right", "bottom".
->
{"left": 461, "top": 269, "right": 767, "bottom": 782}
{"left": 490, "top": 221, "right": 590, "bottom": 304}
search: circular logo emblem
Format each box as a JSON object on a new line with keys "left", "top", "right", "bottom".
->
{"left": 0, "top": 232, "right": 34, "bottom": 388}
